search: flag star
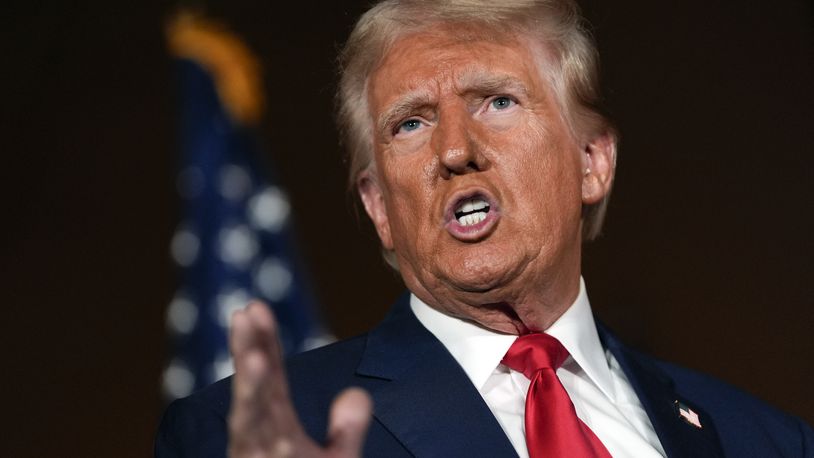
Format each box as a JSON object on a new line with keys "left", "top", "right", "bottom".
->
{"left": 215, "top": 288, "right": 251, "bottom": 328}
{"left": 209, "top": 352, "right": 234, "bottom": 383}
{"left": 218, "top": 224, "right": 259, "bottom": 269}
{"left": 162, "top": 360, "right": 196, "bottom": 400}
{"left": 254, "top": 257, "right": 293, "bottom": 302}
{"left": 302, "top": 332, "right": 337, "bottom": 351}
{"left": 248, "top": 186, "right": 290, "bottom": 232}
{"left": 170, "top": 226, "right": 200, "bottom": 267}
{"left": 218, "top": 164, "right": 253, "bottom": 202}
{"left": 166, "top": 294, "right": 198, "bottom": 335}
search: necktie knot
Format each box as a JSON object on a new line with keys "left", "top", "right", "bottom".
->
{"left": 501, "top": 333, "right": 569, "bottom": 380}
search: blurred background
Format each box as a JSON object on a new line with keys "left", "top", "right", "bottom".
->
{"left": 2, "top": 0, "right": 812, "bottom": 456}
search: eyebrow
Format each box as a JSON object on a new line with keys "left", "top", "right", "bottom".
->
{"left": 377, "top": 90, "right": 435, "bottom": 135}
{"left": 456, "top": 70, "right": 531, "bottom": 100}
{"left": 375, "top": 72, "right": 531, "bottom": 134}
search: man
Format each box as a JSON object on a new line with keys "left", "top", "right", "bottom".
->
{"left": 155, "top": 1, "right": 814, "bottom": 457}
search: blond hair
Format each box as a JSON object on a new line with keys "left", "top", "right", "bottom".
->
{"left": 337, "top": 0, "right": 616, "bottom": 250}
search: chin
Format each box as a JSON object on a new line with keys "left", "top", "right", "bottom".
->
{"left": 436, "top": 243, "right": 531, "bottom": 295}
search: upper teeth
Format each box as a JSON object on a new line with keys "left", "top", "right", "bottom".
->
{"left": 455, "top": 198, "right": 490, "bottom": 226}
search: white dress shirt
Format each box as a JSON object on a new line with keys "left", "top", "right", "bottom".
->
{"left": 410, "top": 277, "right": 666, "bottom": 458}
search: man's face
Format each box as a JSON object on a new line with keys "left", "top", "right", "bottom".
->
{"left": 359, "top": 24, "right": 614, "bottom": 333}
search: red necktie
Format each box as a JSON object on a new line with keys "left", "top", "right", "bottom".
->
{"left": 501, "top": 333, "right": 612, "bottom": 458}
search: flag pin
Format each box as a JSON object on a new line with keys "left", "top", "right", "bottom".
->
{"left": 675, "top": 401, "right": 703, "bottom": 428}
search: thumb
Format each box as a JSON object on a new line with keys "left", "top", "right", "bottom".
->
{"left": 326, "top": 387, "right": 373, "bottom": 458}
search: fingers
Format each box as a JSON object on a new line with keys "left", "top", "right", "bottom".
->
{"left": 230, "top": 302, "right": 289, "bottom": 400}
{"left": 326, "top": 387, "right": 373, "bottom": 458}
{"left": 228, "top": 302, "right": 373, "bottom": 458}
{"left": 229, "top": 301, "right": 303, "bottom": 456}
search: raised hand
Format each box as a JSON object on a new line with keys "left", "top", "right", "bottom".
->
{"left": 228, "top": 301, "right": 373, "bottom": 458}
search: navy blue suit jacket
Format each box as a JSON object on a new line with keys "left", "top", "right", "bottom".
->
{"left": 155, "top": 293, "right": 814, "bottom": 457}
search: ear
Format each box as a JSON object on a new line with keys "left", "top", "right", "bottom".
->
{"left": 357, "top": 169, "right": 394, "bottom": 250}
{"left": 581, "top": 130, "right": 617, "bottom": 204}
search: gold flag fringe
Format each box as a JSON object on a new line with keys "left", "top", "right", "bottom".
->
{"left": 166, "top": 10, "right": 265, "bottom": 125}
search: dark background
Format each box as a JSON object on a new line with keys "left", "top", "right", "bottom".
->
{"left": 2, "top": 1, "right": 812, "bottom": 456}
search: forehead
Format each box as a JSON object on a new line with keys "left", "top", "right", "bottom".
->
{"left": 368, "top": 23, "right": 552, "bottom": 107}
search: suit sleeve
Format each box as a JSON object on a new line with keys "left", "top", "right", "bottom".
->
{"left": 154, "top": 397, "right": 228, "bottom": 458}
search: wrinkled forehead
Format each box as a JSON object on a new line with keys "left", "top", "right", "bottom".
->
{"left": 372, "top": 20, "right": 551, "bottom": 76}
{"left": 367, "top": 22, "right": 559, "bottom": 107}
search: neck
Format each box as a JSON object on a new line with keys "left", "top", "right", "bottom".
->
{"left": 408, "top": 271, "right": 582, "bottom": 335}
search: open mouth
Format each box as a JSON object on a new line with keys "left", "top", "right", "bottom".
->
{"left": 453, "top": 197, "right": 491, "bottom": 227}
{"left": 444, "top": 190, "right": 500, "bottom": 241}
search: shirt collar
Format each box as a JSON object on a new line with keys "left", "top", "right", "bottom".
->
{"left": 410, "top": 277, "right": 616, "bottom": 401}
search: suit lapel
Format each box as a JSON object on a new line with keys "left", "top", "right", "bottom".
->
{"left": 357, "top": 294, "right": 518, "bottom": 458}
{"left": 597, "top": 323, "right": 725, "bottom": 457}
{"left": 355, "top": 295, "right": 726, "bottom": 457}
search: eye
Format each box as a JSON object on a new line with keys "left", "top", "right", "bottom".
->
{"left": 396, "top": 118, "right": 423, "bottom": 134}
{"left": 489, "top": 96, "right": 516, "bottom": 111}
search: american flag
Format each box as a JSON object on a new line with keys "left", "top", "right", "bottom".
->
{"left": 161, "top": 12, "right": 332, "bottom": 401}
{"left": 677, "top": 401, "right": 703, "bottom": 428}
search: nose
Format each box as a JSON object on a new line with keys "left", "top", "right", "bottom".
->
{"left": 433, "top": 114, "right": 490, "bottom": 179}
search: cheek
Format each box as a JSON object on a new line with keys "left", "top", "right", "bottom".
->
{"left": 500, "top": 126, "right": 583, "bottom": 225}
{"left": 385, "top": 149, "right": 437, "bottom": 199}
{"left": 380, "top": 154, "right": 437, "bottom": 235}
{"left": 496, "top": 124, "right": 552, "bottom": 187}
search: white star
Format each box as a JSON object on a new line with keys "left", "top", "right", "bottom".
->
{"left": 209, "top": 351, "right": 234, "bottom": 383}
{"left": 248, "top": 186, "right": 290, "bottom": 232}
{"left": 162, "top": 360, "right": 195, "bottom": 400}
{"left": 170, "top": 226, "right": 200, "bottom": 267}
{"left": 218, "top": 164, "right": 252, "bottom": 202}
{"left": 302, "top": 332, "right": 337, "bottom": 351}
{"left": 218, "top": 224, "right": 259, "bottom": 269}
{"left": 214, "top": 287, "right": 251, "bottom": 329}
{"left": 166, "top": 294, "right": 198, "bottom": 335}
{"left": 254, "top": 257, "right": 293, "bottom": 302}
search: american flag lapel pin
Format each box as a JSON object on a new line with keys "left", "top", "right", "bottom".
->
{"left": 675, "top": 400, "right": 703, "bottom": 429}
